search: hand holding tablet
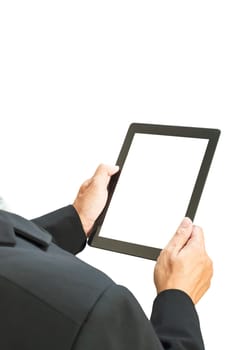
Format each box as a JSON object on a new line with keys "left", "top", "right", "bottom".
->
{"left": 88, "top": 123, "right": 220, "bottom": 260}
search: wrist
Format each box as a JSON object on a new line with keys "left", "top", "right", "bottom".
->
{"left": 72, "top": 203, "right": 93, "bottom": 237}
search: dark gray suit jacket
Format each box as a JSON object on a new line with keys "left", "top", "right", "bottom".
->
{"left": 0, "top": 206, "right": 205, "bottom": 350}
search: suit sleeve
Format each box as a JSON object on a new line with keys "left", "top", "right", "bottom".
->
{"left": 72, "top": 285, "right": 205, "bottom": 350}
{"left": 150, "top": 289, "right": 205, "bottom": 350}
{"left": 32, "top": 205, "right": 86, "bottom": 255}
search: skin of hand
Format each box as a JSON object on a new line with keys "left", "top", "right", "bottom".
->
{"left": 154, "top": 217, "right": 213, "bottom": 304}
{"left": 73, "top": 164, "right": 119, "bottom": 236}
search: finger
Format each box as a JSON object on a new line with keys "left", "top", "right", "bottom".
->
{"left": 81, "top": 178, "right": 91, "bottom": 188}
{"left": 164, "top": 217, "right": 193, "bottom": 254}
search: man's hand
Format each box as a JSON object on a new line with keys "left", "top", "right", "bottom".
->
{"left": 154, "top": 217, "right": 213, "bottom": 304}
{"left": 73, "top": 164, "right": 119, "bottom": 236}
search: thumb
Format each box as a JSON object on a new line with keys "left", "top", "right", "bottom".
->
{"left": 187, "top": 225, "right": 206, "bottom": 250}
{"left": 164, "top": 217, "right": 193, "bottom": 255}
{"left": 94, "top": 164, "right": 120, "bottom": 186}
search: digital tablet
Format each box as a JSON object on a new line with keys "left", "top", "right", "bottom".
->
{"left": 88, "top": 123, "right": 220, "bottom": 260}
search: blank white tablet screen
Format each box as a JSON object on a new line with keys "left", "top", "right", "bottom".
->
{"left": 99, "top": 133, "right": 208, "bottom": 249}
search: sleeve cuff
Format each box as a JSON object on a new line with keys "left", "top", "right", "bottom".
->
{"left": 150, "top": 289, "right": 205, "bottom": 350}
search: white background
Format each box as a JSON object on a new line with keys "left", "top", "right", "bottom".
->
{"left": 0, "top": 1, "right": 249, "bottom": 349}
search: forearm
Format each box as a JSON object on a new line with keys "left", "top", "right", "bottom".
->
{"left": 32, "top": 205, "right": 86, "bottom": 255}
{"left": 150, "top": 289, "right": 205, "bottom": 350}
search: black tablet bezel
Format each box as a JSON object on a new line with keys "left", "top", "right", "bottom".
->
{"left": 88, "top": 123, "right": 220, "bottom": 260}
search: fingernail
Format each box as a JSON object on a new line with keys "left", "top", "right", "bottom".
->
{"left": 181, "top": 217, "right": 192, "bottom": 228}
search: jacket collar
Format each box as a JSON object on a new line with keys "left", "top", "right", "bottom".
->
{"left": 0, "top": 210, "right": 52, "bottom": 248}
